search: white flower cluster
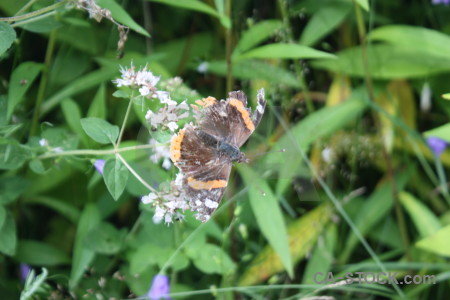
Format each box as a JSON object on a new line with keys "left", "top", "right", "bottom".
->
{"left": 113, "top": 63, "right": 167, "bottom": 100}
{"left": 112, "top": 64, "right": 201, "bottom": 224}
{"left": 141, "top": 173, "right": 188, "bottom": 224}
{"left": 113, "top": 64, "right": 191, "bottom": 132}
{"left": 145, "top": 99, "right": 189, "bottom": 132}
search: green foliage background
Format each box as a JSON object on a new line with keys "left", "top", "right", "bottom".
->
{"left": 1, "top": 0, "right": 450, "bottom": 299}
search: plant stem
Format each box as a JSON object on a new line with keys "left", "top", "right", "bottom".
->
{"left": 29, "top": 29, "right": 57, "bottom": 137}
{"left": 383, "top": 148, "right": 412, "bottom": 261}
{"left": 14, "top": 0, "right": 39, "bottom": 17}
{"left": 0, "top": 1, "right": 66, "bottom": 22}
{"left": 225, "top": 0, "right": 233, "bottom": 92}
{"left": 116, "top": 99, "right": 134, "bottom": 147}
{"left": 116, "top": 153, "right": 157, "bottom": 193}
{"left": 38, "top": 144, "right": 158, "bottom": 159}
{"left": 434, "top": 155, "right": 450, "bottom": 205}
{"left": 354, "top": 1, "right": 411, "bottom": 260}
{"left": 12, "top": 11, "right": 57, "bottom": 28}
{"left": 354, "top": 1, "right": 375, "bottom": 102}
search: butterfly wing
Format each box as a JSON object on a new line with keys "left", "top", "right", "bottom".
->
{"left": 170, "top": 124, "right": 232, "bottom": 222}
{"left": 183, "top": 163, "right": 231, "bottom": 222}
{"left": 196, "top": 90, "right": 266, "bottom": 147}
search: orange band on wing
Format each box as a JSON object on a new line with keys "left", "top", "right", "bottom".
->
{"left": 187, "top": 177, "right": 227, "bottom": 190}
{"left": 229, "top": 98, "right": 255, "bottom": 131}
{"left": 170, "top": 129, "right": 185, "bottom": 163}
{"left": 195, "top": 96, "right": 217, "bottom": 107}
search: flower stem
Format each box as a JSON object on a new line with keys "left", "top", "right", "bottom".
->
{"left": 0, "top": 1, "right": 66, "bottom": 23}
{"left": 29, "top": 29, "right": 57, "bottom": 137}
{"left": 116, "top": 153, "right": 157, "bottom": 193}
{"left": 116, "top": 99, "right": 134, "bottom": 147}
{"left": 14, "top": 0, "right": 39, "bottom": 17}
{"left": 38, "top": 144, "right": 158, "bottom": 159}
{"left": 12, "top": 11, "right": 57, "bottom": 28}
{"left": 225, "top": 0, "right": 233, "bottom": 92}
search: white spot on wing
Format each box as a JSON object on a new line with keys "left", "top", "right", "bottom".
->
{"left": 257, "top": 102, "right": 264, "bottom": 114}
{"left": 205, "top": 199, "right": 218, "bottom": 209}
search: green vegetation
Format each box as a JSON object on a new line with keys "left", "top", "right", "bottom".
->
{"left": 1, "top": 0, "right": 450, "bottom": 299}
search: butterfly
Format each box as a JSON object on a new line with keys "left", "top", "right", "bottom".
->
{"left": 170, "top": 89, "right": 266, "bottom": 222}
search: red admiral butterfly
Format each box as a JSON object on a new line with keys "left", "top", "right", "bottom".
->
{"left": 170, "top": 89, "right": 266, "bottom": 222}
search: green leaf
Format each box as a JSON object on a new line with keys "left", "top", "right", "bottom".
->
{"left": 0, "top": 210, "right": 17, "bottom": 256}
{"left": 368, "top": 216, "right": 404, "bottom": 250}
{"left": 416, "top": 225, "right": 450, "bottom": 257}
{"left": 369, "top": 25, "right": 450, "bottom": 59}
{"left": 0, "top": 96, "right": 7, "bottom": 125}
{"left": 188, "top": 244, "right": 235, "bottom": 275}
{"left": 42, "top": 127, "right": 78, "bottom": 151}
{"left": 237, "top": 164, "right": 293, "bottom": 278}
{"left": 233, "top": 20, "right": 284, "bottom": 55}
{"left": 399, "top": 192, "right": 441, "bottom": 238}
{"left": 84, "top": 222, "right": 125, "bottom": 254}
{"left": 55, "top": 19, "right": 99, "bottom": 54}
{"left": 302, "top": 224, "right": 337, "bottom": 284}
{"left": 0, "top": 176, "right": 28, "bottom": 204}
{"left": 70, "top": 203, "right": 101, "bottom": 289}
{"left": 442, "top": 93, "right": 450, "bottom": 100}
{"left": 265, "top": 96, "right": 367, "bottom": 195}
{"left": 204, "top": 60, "right": 300, "bottom": 88}
{"left": 238, "top": 43, "right": 335, "bottom": 60}
{"left": 103, "top": 158, "right": 129, "bottom": 200}
{"left": 340, "top": 169, "right": 412, "bottom": 262}
{"left": 355, "top": 0, "right": 369, "bottom": 11}
{"left": 0, "top": 138, "right": 31, "bottom": 170}
{"left": 239, "top": 204, "right": 332, "bottom": 285}
{"left": 0, "top": 206, "right": 6, "bottom": 230}
{"left": 87, "top": 84, "right": 107, "bottom": 119}
{"left": 0, "top": 124, "right": 23, "bottom": 137}
{"left": 312, "top": 44, "right": 450, "bottom": 79}
{"left": 20, "top": 15, "right": 62, "bottom": 33}
{"left": 26, "top": 166, "right": 73, "bottom": 196}
{"left": 26, "top": 196, "right": 80, "bottom": 224}
{"left": 61, "top": 99, "right": 88, "bottom": 145}
{"left": 41, "top": 68, "right": 117, "bottom": 116}
{"left": 154, "top": 33, "right": 213, "bottom": 74}
{"left": 423, "top": 123, "right": 450, "bottom": 143}
{"left": 20, "top": 268, "right": 48, "bottom": 300}
{"left": 0, "top": 22, "right": 16, "bottom": 56}
{"left": 7, "top": 62, "right": 42, "bottom": 121}
{"left": 130, "top": 244, "right": 189, "bottom": 274}
{"left": 15, "top": 240, "right": 70, "bottom": 266}
{"left": 80, "top": 117, "right": 119, "bottom": 144}
{"left": 300, "top": 2, "right": 352, "bottom": 46}
{"left": 149, "top": 0, "right": 230, "bottom": 28}
{"left": 28, "top": 159, "right": 47, "bottom": 175}
{"left": 97, "top": 0, "right": 150, "bottom": 37}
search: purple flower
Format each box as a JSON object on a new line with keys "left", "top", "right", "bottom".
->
{"left": 147, "top": 274, "right": 171, "bottom": 300}
{"left": 426, "top": 137, "right": 448, "bottom": 156}
{"left": 94, "top": 159, "right": 106, "bottom": 175}
{"left": 20, "top": 264, "right": 31, "bottom": 282}
{"left": 432, "top": 0, "right": 450, "bottom": 5}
